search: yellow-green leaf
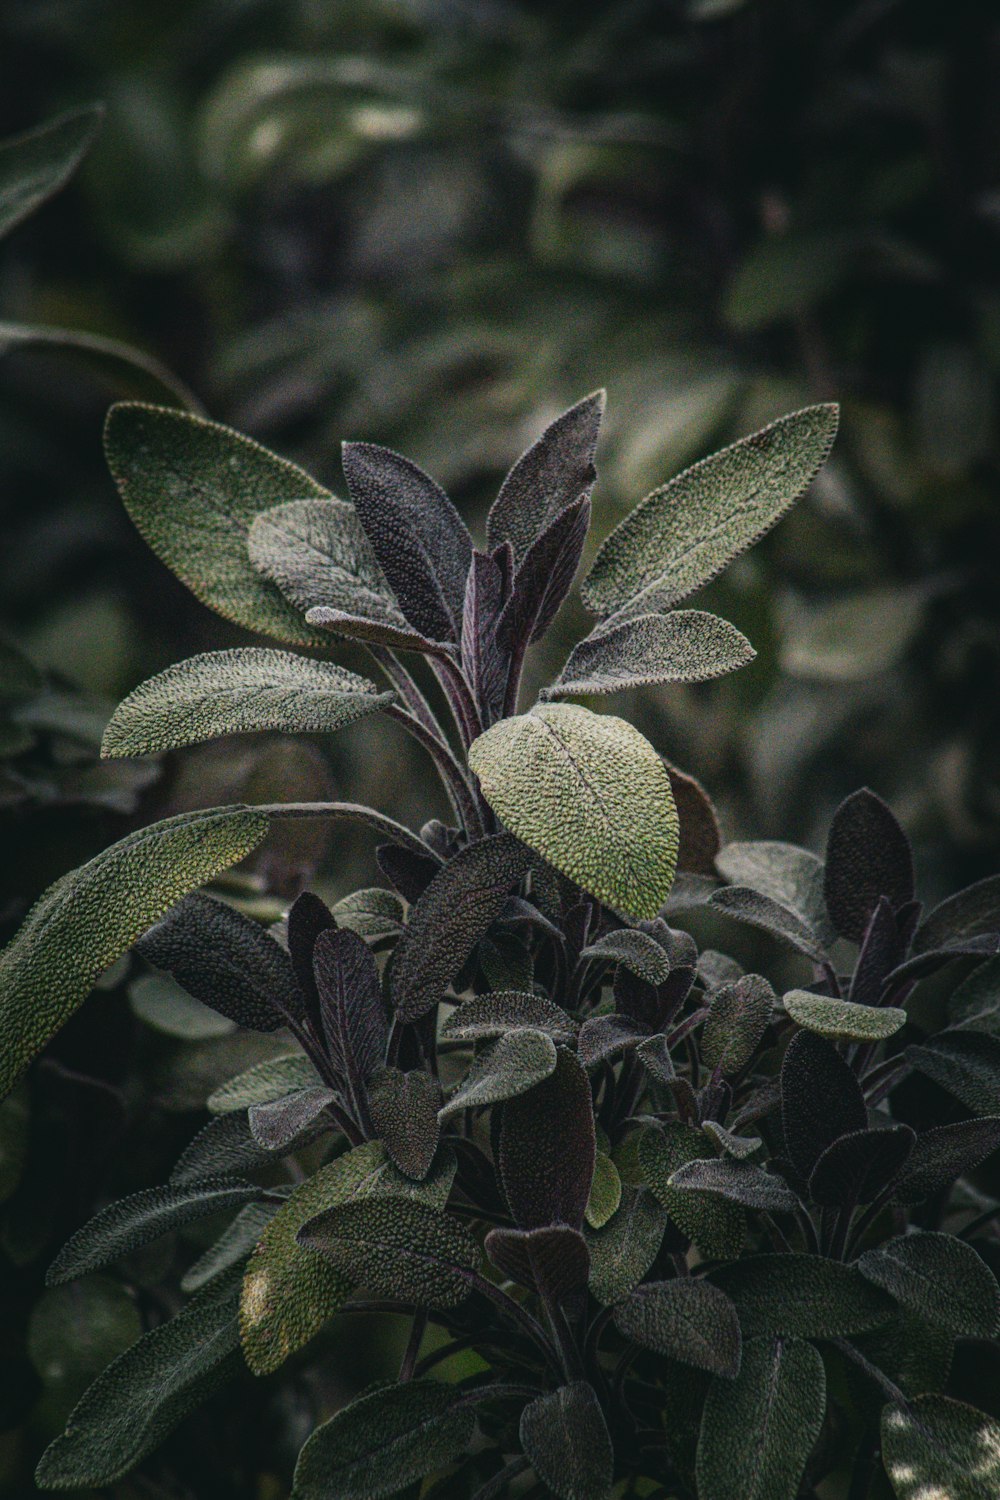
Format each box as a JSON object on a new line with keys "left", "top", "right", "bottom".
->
{"left": 783, "top": 991, "right": 907, "bottom": 1042}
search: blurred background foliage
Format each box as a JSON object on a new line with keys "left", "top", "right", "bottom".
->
{"left": 1, "top": 0, "right": 999, "bottom": 1493}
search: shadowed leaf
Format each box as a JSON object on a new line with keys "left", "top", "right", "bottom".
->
{"left": 299, "top": 1196, "right": 479, "bottom": 1306}
{"left": 248, "top": 1088, "right": 338, "bottom": 1151}
{"left": 369, "top": 1068, "right": 442, "bottom": 1179}
{"left": 915, "top": 875, "right": 1000, "bottom": 954}
{"left": 710, "top": 887, "right": 828, "bottom": 963}
{"left": 313, "top": 925, "right": 388, "bottom": 1121}
{"left": 545, "top": 610, "right": 755, "bottom": 699}
{"left": 666, "top": 764, "right": 721, "bottom": 875}
{"left": 906, "top": 1032, "right": 1000, "bottom": 1116}
{"left": 639, "top": 1123, "right": 745, "bottom": 1259}
{"left": 824, "top": 789, "right": 914, "bottom": 943}
{"left": 893, "top": 1117, "right": 1000, "bottom": 1204}
{"left": 485, "top": 1225, "right": 590, "bottom": 1303}
{"left": 440, "top": 1030, "right": 558, "bottom": 1119}
{"left": 807, "top": 1125, "right": 915, "bottom": 1208}
{"left": 208, "top": 1054, "right": 319, "bottom": 1114}
{"left": 519, "top": 1383, "right": 613, "bottom": 1500}
{"left": 0, "top": 105, "right": 103, "bottom": 241}
{"left": 580, "top": 929, "right": 671, "bottom": 985}
{"left": 613, "top": 1279, "right": 742, "bottom": 1377}
{"left": 182, "top": 1200, "right": 286, "bottom": 1293}
{"left": 585, "top": 1151, "right": 622, "bottom": 1229}
{"left": 715, "top": 840, "right": 834, "bottom": 947}
{"left": 669, "top": 1158, "right": 799, "bottom": 1213}
{"left": 586, "top": 1187, "right": 666, "bottom": 1305}
{"left": 711, "top": 1254, "right": 894, "bottom": 1338}
{"left": 498, "top": 494, "right": 591, "bottom": 649}
{"left": 442, "top": 991, "right": 576, "bottom": 1044}
{"left": 498, "top": 1047, "right": 595, "bottom": 1230}
{"left": 858, "top": 1232, "right": 1000, "bottom": 1338}
{"left": 487, "top": 391, "right": 604, "bottom": 561}
{"left": 780, "top": 1031, "right": 866, "bottom": 1184}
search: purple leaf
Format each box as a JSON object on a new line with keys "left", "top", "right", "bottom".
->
{"left": 807, "top": 1124, "right": 916, "bottom": 1208}
{"left": 312, "top": 927, "right": 389, "bottom": 1126}
{"left": 498, "top": 1047, "right": 595, "bottom": 1230}
{"left": 497, "top": 494, "right": 591, "bottom": 650}
{"left": 487, "top": 391, "right": 604, "bottom": 562}
{"left": 824, "top": 788, "right": 914, "bottom": 943}
{"left": 461, "top": 549, "right": 508, "bottom": 724}
{"left": 781, "top": 1031, "right": 866, "bottom": 1185}
{"left": 485, "top": 1224, "right": 590, "bottom": 1303}
{"left": 368, "top": 1068, "right": 442, "bottom": 1180}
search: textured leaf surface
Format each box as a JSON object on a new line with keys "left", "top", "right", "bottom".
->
{"left": 104, "top": 403, "right": 329, "bottom": 644}
{"left": 470, "top": 705, "right": 678, "bottom": 920}
{"left": 487, "top": 391, "right": 604, "bottom": 561}
{"left": 715, "top": 840, "right": 834, "bottom": 947}
{"left": 639, "top": 1123, "right": 745, "bottom": 1259}
{"left": 614, "top": 1279, "right": 741, "bottom": 1376}
{"left": 669, "top": 1158, "right": 799, "bottom": 1213}
{"left": 247, "top": 497, "right": 406, "bottom": 626}
{"left": 292, "top": 1379, "right": 475, "bottom": 1500}
{"left": 582, "top": 405, "right": 838, "bottom": 616}
{"left": 520, "top": 1383, "right": 613, "bottom": 1500}
{"left": 783, "top": 991, "right": 906, "bottom": 1042}
{"left": 182, "top": 1200, "right": 285, "bottom": 1293}
{"left": 332, "top": 887, "right": 405, "bottom": 943}
{"left": 781, "top": 1031, "right": 866, "bottom": 1184}
{"left": 893, "top": 1117, "right": 1000, "bottom": 1204}
{"left": 586, "top": 1187, "right": 666, "bottom": 1304}
{"left": 948, "top": 958, "right": 1000, "bottom": 1036}
{"left": 711, "top": 1254, "right": 893, "bottom": 1338}
{"left": 172, "top": 1112, "right": 288, "bottom": 1187}
{"left": 585, "top": 1150, "right": 622, "bottom": 1229}
{"left": 807, "top": 1125, "right": 915, "bottom": 1208}
{"left": 369, "top": 1068, "right": 441, "bottom": 1178}
{"left": 391, "top": 833, "right": 531, "bottom": 1021}
{"left": 103, "top": 649, "right": 391, "bottom": 757}
{"left": 299, "top": 1196, "right": 478, "bottom": 1306}
{"left": 710, "top": 886, "right": 827, "bottom": 962}
{"left": 915, "top": 874, "right": 1000, "bottom": 954}
{"left": 313, "top": 925, "right": 388, "bottom": 1118}
{"left": 545, "top": 610, "right": 755, "bottom": 698}
{"left": 498, "top": 1047, "right": 595, "bottom": 1230}
{"left": 881, "top": 1396, "right": 1000, "bottom": 1500}
{"left": 0, "top": 806, "right": 270, "bottom": 1098}
{"left": 497, "top": 494, "right": 591, "bottom": 649}
{"left": 208, "top": 1054, "right": 318, "bottom": 1114}
{"left": 906, "top": 1032, "right": 1000, "bottom": 1116}
{"left": 667, "top": 764, "right": 722, "bottom": 875}
{"left": 580, "top": 929, "right": 671, "bottom": 985}
{"left": 485, "top": 1225, "right": 590, "bottom": 1303}
{"left": 824, "top": 788, "right": 914, "bottom": 943}
{"left": 0, "top": 105, "right": 102, "bottom": 241}
{"left": 696, "top": 1335, "right": 826, "bottom": 1500}
{"left": 858, "top": 1232, "right": 1000, "bottom": 1338}
{"left": 440, "top": 1029, "right": 558, "bottom": 1119}
{"left": 248, "top": 1087, "right": 338, "bottom": 1151}
{"left": 442, "top": 991, "right": 576, "bottom": 1043}
{"left": 701, "top": 974, "right": 774, "bottom": 1075}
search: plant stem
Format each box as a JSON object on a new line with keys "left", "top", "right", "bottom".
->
{"left": 399, "top": 1307, "right": 427, "bottom": 1381}
{"left": 466, "top": 1271, "right": 560, "bottom": 1374}
{"left": 383, "top": 701, "right": 484, "bottom": 836}
{"left": 831, "top": 1338, "right": 908, "bottom": 1406}
{"left": 367, "top": 645, "right": 447, "bottom": 741}
{"left": 430, "top": 651, "right": 482, "bottom": 749}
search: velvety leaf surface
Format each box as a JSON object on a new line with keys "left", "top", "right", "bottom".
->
{"left": 391, "top": 833, "right": 531, "bottom": 1021}
{"left": 442, "top": 991, "right": 576, "bottom": 1043}
{"left": 613, "top": 1279, "right": 742, "bottom": 1376}
{"left": 668, "top": 1158, "right": 799, "bottom": 1213}
{"left": 332, "top": 887, "right": 406, "bottom": 943}
{"left": 881, "top": 1396, "right": 1000, "bottom": 1500}
{"left": 580, "top": 929, "right": 672, "bottom": 985}
{"left": 578, "top": 1014, "right": 650, "bottom": 1068}
{"left": 545, "top": 610, "right": 755, "bottom": 699}
{"left": 0, "top": 105, "right": 102, "bottom": 241}
{"left": 48, "top": 1179, "right": 259, "bottom": 1286}
{"left": 497, "top": 494, "right": 591, "bottom": 648}
{"left": 948, "top": 958, "right": 1000, "bottom": 1036}
{"left": 519, "top": 1382, "right": 613, "bottom": 1500}
{"left": 487, "top": 390, "right": 604, "bottom": 561}
{"left": 585, "top": 1150, "right": 623, "bottom": 1229}
{"left": 104, "top": 403, "right": 329, "bottom": 645}
{"left": 313, "top": 925, "right": 388, "bottom": 1114}
{"left": 247, "top": 497, "right": 407, "bottom": 626}
{"left": 696, "top": 1335, "right": 826, "bottom": 1500}
{"left": 291, "top": 1379, "right": 475, "bottom": 1500}
{"left": 639, "top": 1123, "right": 745, "bottom": 1259}
{"left": 906, "top": 1032, "right": 1000, "bottom": 1116}
{"left": 171, "top": 1112, "right": 290, "bottom": 1187}
{"left": 710, "top": 887, "right": 828, "bottom": 962}
{"left": 715, "top": 840, "right": 835, "bottom": 947}
{"left": 892, "top": 1117, "right": 1000, "bottom": 1204}
{"left": 701, "top": 974, "right": 774, "bottom": 1075}
{"left": 783, "top": 990, "right": 907, "bottom": 1042}
{"left": 461, "top": 548, "right": 507, "bottom": 723}
{"left": 498, "top": 1047, "right": 596, "bottom": 1230}
{"left": 0, "top": 805, "right": 270, "bottom": 1099}
{"left": 341, "top": 441, "right": 472, "bottom": 642}
{"left": 207, "top": 1054, "right": 319, "bottom": 1114}
{"left": 439, "top": 1029, "right": 558, "bottom": 1119}
{"left": 248, "top": 1087, "right": 338, "bottom": 1151}
{"left": 469, "top": 704, "right": 678, "bottom": 921}
{"left": 711, "top": 1254, "right": 894, "bottom": 1338}
{"left": 298, "top": 1196, "right": 479, "bottom": 1306}
{"left": 585, "top": 1187, "right": 667, "bottom": 1305}
{"left": 824, "top": 788, "right": 914, "bottom": 943}
{"left": 807, "top": 1125, "right": 916, "bottom": 1207}
{"left": 915, "top": 874, "right": 1000, "bottom": 953}
{"left": 857, "top": 1231, "right": 1000, "bottom": 1338}
{"left": 485, "top": 1225, "right": 590, "bottom": 1302}
{"left": 102, "top": 649, "right": 391, "bottom": 757}
{"left": 582, "top": 404, "right": 839, "bottom": 616}
{"left": 368, "top": 1068, "right": 442, "bottom": 1178}
{"left": 780, "top": 1031, "right": 867, "bottom": 1183}
{"left": 701, "top": 1122, "right": 763, "bottom": 1159}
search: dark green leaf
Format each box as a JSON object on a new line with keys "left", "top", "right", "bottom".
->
{"left": 442, "top": 991, "right": 576, "bottom": 1043}
{"left": 710, "top": 887, "right": 828, "bottom": 963}
{"left": 247, "top": 497, "right": 406, "bottom": 627}
{"left": 824, "top": 789, "right": 914, "bottom": 944}
{"left": 181, "top": 1200, "right": 285, "bottom": 1293}
{"left": 208, "top": 1054, "right": 319, "bottom": 1114}
{"left": 580, "top": 929, "right": 672, "bottom": 985}
{"left": 487, "top": 391, "right": 604, "bottom": 561}
{"left": 807, "top": 1125, "right": 915, "bottom": 1208}
{"left": 714, "top": 840, "right": 835, "bottom": 947}
{"left": 298, "top": 1196, "right": 479, "bottom": 1306}
{"left": 906, "top": 1032, "right": 1000, "bottom": 1116}
{"left": 369, "top": 1068, "right": 442, "bottom": 1179}
{"left": 586, "top": 1187, "right": 667, "bottom": 1305}
{"left": 0, "top": 105, "right": 103, "bottom": 241}
{"left": 440, "top": 1029, "right": 558, "bottom": 1119}
{"left": 248, "top": 1087, "right": 338, "bottom": 1151}
{"left": 701, "top": 974, "right": 774, "bottom": 1075}
{"left": 711, "top": 1254, "right": 894, "bottom": 1338}
{"left": 498, "top": 1047, "right": 595, "bottom": 1231}
{"left": 701, "top": 1122, "right": 763, "bottom": 1159}
{"left": 0, "top": 320, "right": 199, "bottom": 410}
{"left": 171, "top": 1113, "right": 289, "bottom": 1187}
{"left": 881, "top": 1396, "right": 1000, "bottom": 1500}
{"left": 893, "top": 1117, "right": 1000, "bottom": 1205}
{"left": 857, "top": 1232, "right": 1000, "bottom": 1338}
{"left": 948, "top": 958, "right": 1000, "bottom": 1036}
{"left": 613, "top": 1279, "right": 742, "bottom": 1377}
{"left": 545, "top": 610, "right": 755, "bottom": 699}
{"left": 915, "top": 875, "right": 1000, "bottom": 954}
{"left": 781, "top": 1031, "right": 866, "bottom": 1184}
{"left": 669, "top": 1158, "right": 799, "bottom": 1213}
{"left": 519, "top": 1383, "right": 613, "bottom": 1500}
{"left": 639, "top": 1122, "right": 745, "bottom": 1259}
{"left": 332, "top": 887, "right": 406, "bottom": 943}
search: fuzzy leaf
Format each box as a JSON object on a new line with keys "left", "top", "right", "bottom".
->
{"left": 292, "top": 1379, "right": 475, "bottom": 1500}
{"left": 858, "top": 1232, "right": 1000, "bottom": 1339}
{"left": 948, "top": 957, "right": 1000, "bottom": 1036}
{"left": 298, "top": 1196, "right": 479, "bottom": 1306}
{"left": 639, "top": 1123, "right": 745, "bottom": 1259}
{"left": 485, "top": 1224, "right": 590, "bottom": 1303}
{"left": 701, "top": 1122, "right": 763, "bottom": 1160}
{"left": 48, "top": 1179, "right": 259, "bottom": 1286}
{"left": 701, "top": 974, "right": 774, "bottom": 1075}
{"left": 580, "top": 929, "right": 672, "bottom": 986}
{"left": 668, "top": 1159, "right": 799, "bottom": 1213}
{"left": 35, "top": 1268, "right": 243, "bottom": 1489}
{"left": 332, "top": 887, "right": 406, "bottom": 943}
{"left": 0, "top": 806, "right": 270, "bottom": 1099}
{"left": 469, "top": 704, "right": 678, "bottom": 921}
{"left": 498, "top": 1047, "right": 596, "bottom": 1231}
{"left": 715, "top": 840, "right": 834, "bottom": 947}
{"left": 104, "top": 403, "right": 329, "bottom": 645}
{"left": 710, "top": 887, "right": 828, "bottom": 963}
{"left": 247, "top": 497, "right": 406, "bottom": 626}
{"left": 577, "top": 1014, "right": 650, "bottom": 1069}
{"left": 182, "top": 1201, "right": 285, "bottom": 1293}
{"left": 881, "top": 1396, "right": 1000, "bottom": 1500}
{"left": 102, "top": 649, "right": 391, "bottom": 757}
{"left": 906, "top": 1032, "right": 1000, "bottom": 1116}
{"left": 0, "top": 320, "right": 199, "bottom": 410}
{"left": 487, "top": 391, "right": 604, "bottom": 561}
{"left": 461, "top": 549, "right": 507, "bottom": 722}
{"left": 545, "top": 610, "right": 755, "bottom": 699}
{"left": 0, "top": 105, "right": 102, "bottom": 241}
{"left": 780, "top": 1031, "right": 866, "bottom": 1184}
{"left": 915, "top": 874, "right": 1000, "bottom": 954}
{"left": 582, "top": 404, "right": 839, "bottom": 617}
{"left": 520, "top": 1383, "right": 613, "bottom": 1500}
{"left": 614, "top": 1279, "right": 742, "bottom": 1377}
{"left": 667, "top": 764, "right": 722, "bottom": 876}
{"left": 893, "top": 1117, "right": 1000, "bottom": 1205}
{"left": 783, "top": 991, "right": 906, "bottom": 1042}
{"left": 440, "top": 1029, "right": 558, "bottom": 1119}
{"left": 586, "top": 1150, "right": 623, "bottom": 1229}
{"left": 369, "top": 1068, "right": 442, "bottom": 1179}
{"left": 696, "top": 1335, "right": 826, "bottom": 1500}
{"left": 313, "top": 925, "right": 388, "bottom": 1118}
{"left": 171, "top": 1113, "right": 286, "bottom": 1187}
{"left": 497, "top": 494, "right": 590, "bottom": 648}
{"left": 391, "top": 833, "right": 531, "bottom": 1022}
{"left": 824, "top": 788, "right": 914, "bottom": 943}
{"left": 711, "top": 1254, "right": 894, "bottom": 1338}
{"left": 208, "top": 1054, "right": 319, "bottom": 1114}
{"left": 807, "top": 1125, "right": 916, "bottom": 1208}
{"left": 341, "top": 441, "right": 472, "bottom": 643}
{"left": 248, "top": 1088, "right": 338, "bottom": 1151}
{"left": 442, "top": 991, "right": 576, "bottom": 1043}
{"left": 586, "top": 1187, "right": 667, "bottom": 1305}
{"left": 139, "top": 893, "right": 301, "bottom": 1035}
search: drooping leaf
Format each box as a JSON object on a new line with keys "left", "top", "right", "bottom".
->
{"left": 368, "top": 1068, "right": 442, "bottom": 1179}
{"left": 824, "top": 788, "right": 915, "bottom": 943}
{"left": 580, "top": 929, "right": 672, "bottom": 985}
{"left": 497, "top": 494, "right": 591, "bottom": 649}
{"left": 892, "top": 1117, "right": 1000, "bottom": 1205}
{"left": 613, "top": 1279, "right": 742, "bottom": 1377}
{"left": 582, "top": 405, "right": 839, "bottom": 617}
{"left": 695, "top": 1335, "right": 826, "bottom": 1500}
{"left": 780, "top": 1031, "right": 866, "bottom": 1185}
{"left": 48, "top": 1179, "right": 259, "bottom": 1286}
{"left": 35, "top": 1268, "right": 243, "bottom": 1490}
{"left": 341, "top": 441, "right": 472, "bottom": 643}
{"left": 439, "top": 1029, "right": 558, "bottom": 1119}
{"left": 807, "top": 1125, "right": 916, "bottom": 1208}
{"left": 487, "top": 390, "right": 604, "bottom": 561}
{"left": 915, "top": 874, "right": 1000, "bottom": 954}
{"left": 519, "top": 1383, "right": 613, "bottom": 1500}
{"left": 313, "top": 925, "right": 388, "bottom": 1120}
{"left": 128, "top": 971, "right": 235, "bottom": 1039}
{"left": 498, "top": 1047, "right": 595, "bottom": 1231}
{"left": 585, "top": 1187, "right": 667, "bottom": 1305}
{"left": 102, "top": 649, "right": 392, "bottom": 757}
{"left": 701, "top": 974, "right": 774, "bottom": 1075}
{"left": 545, "top": 611, "right": 755, "bottom": 700}
{"left": 171, "top": 1112, "right": 290, "bottom": 1187}
{"left": 585, "top": 1151, "right": 623, "bottom": 1229}
{"left": 248, "top": 1087, "right": 339, "bottom": 1151}
{"left": 247, "top": 497, "right": 406, "bottom": 627}
{"left": 298, "top": 1196, "right": 479, "bottom": 1306}
{"left": 0, "top": 105, "right": 103, "bottom": 241}
{"left": 858, "top": 1232, "right": 1000, "bottom": 1339}
{"left": 139, "top": 893, "right": 302, "bottom": 1035}
{"left": 292, "top": 1379, "right": 475, "bottom": 1500}
{"left": 639, "top": 1123, "right": 745, "bottom": 1260}
{"left": 710, "top": 1254, "right": 894, "bottom": 1338}
{"left": 714, "top": 840, "right": 835, "bottom": 947}
{"left": 783, "top": 990, "right": 907, "bottom": 1042}
{"left": 485, "top": 1225, "right": 590, "bottom": 1303}
{"left": 668, "top": 1158, "right": 799, "bottom": 1213}
{"left": 469, "top": 704, "right": 678, "bottom": 921}
{"left": 390, "top": 834, "right": 531, "bottom": 1022}
{"left": 701, "top": 1122, "right": 762, "bottom": 1160}
{"left": 182, "top": 1200, "right": 286, "bottom": 1293}
{"left": 710, "top": 887, "right": 828, "bottom": 963}
{"left": 0, "top": 805, "right": 270, "bottom": 1099}
{"left": 104, "top": 403, "right": 330, "bottom": 645}
{"left": 208, "top": 1054, "right": 319, "bottom": 1114}
{"left": 881, "top": 1396, "right": 1000, "bottom": 1500}
{"left": 442, "top": 991, "right": 576, "bottom": 1043}
{"left": 578, "top": 1013, "right": 651, "bottom": 1068}
{"left": 906, "top": 1032, "right": 1000, "bottom": 1116}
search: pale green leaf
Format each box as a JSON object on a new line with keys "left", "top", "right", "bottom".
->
{"left": 783, "top": 991, "right": 907, "bottom": 1042}
{"left": 544, "top": 610, "right": 755, "bottom": 699}
{"left": 585, "top": 1150, "right": 622, "bottom": 1229}
{"left": 248, "top": 497, "right": 406, "bottom": 626}
{"left": 439, "top": 1029, "right": 558, "bottom": 1119}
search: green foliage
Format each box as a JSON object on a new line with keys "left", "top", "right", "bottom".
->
{"left": 782, "top": 991, "right": 907, "bottom": 1042}
{"left": 543, "top": 610, "right": 755, "bottom": 698}
{"left": 519, "top": 1383, "right": 613, "bottom": 1500}
{"left": 881, "top": 1397, "right": 1000, "bottom": 1500}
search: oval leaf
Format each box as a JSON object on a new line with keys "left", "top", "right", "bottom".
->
{"left": 520, "top": 1383, "right": 613, "bottom": 1500}
{"left": 613, "top": 1279, "right": 742, "bottom": 1377}
{"left": 298, "top": 1196, "right": 479, "bottom": 1307}
{"left": 857, "top": 1232, "right": 1000, "bottom": 1339}
{"left": 545, "top": 610, "right": 755, "bottom": 699}
{"left": 783, "top": 990, "right": 906, "bottom": 1042}
{"left": 881, "top": 1395, "right": 1000, "bottom": 1500}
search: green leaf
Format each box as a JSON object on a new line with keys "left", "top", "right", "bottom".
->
{"left": 469, "top": 704, "right": 678, "bottom": 921}
{"left": 291, "top": 1379, "right": 475, "bottom": 1500}
{"left": 701, "top": 1121, "right": 762, "bottom": 1160}
{"left": 129, "top": 972, "right": 235, "bottom": 1039}
{"left": 519, "top": 1383, "right": 613, "bottom": 1500}
{"left": 710, "top": 887, "right": 828, "bottom": 963}
{"left": 28, "top": 1278, "right": 144, "bottom": 1430}
{"left": 782, "top": 586, "right": 924, "bottom": 682}
{"left": 248, "top": 497, "right": 407, "bottom": 626}
{"left": 0, "top": 805, "right": 270, "bottom": 1099}
{"left": 585, "top": 1150, "right": 623, "bottom": 1230}
{"left": 103, "top": 403, "right": 329, "bottom": 645}
{"left": 439, "top": 1029, "right": 558, "bottom": 1119}
{"left": 582, "top": 405, "right": 839, "bottom": 617}
{"left": 915, "top": 874, "right": 1000, "bottom": 954}
{"left": 240, "top": 1141, "right": 386, "bottom": 1375}
{"left": 332, "top": 886, "right": 405, "bottom": 943}
{"left": 892, "top": 1118, "right": 1000, "bottom": 1205}
{"left": 906, "top": 1032, "right": 1000, "bottom": 1116}
{"left": 208, "top": 1054, "right": 319, "bottom": 1113}
{"left": 586, "top": 1187, "right": 667, "bottom": 1305}
{"left": 368, "top": 1068, "right": 442, "bottom": 1179}
{"left": 668, "top": 1158, "right": 799, "bottom": 1213}
{"left": 881, "top": 1396, "right": 1000, "bottom": 1500}
{"left": 487, "top": 391, "right": 604, "bottom": 562}
{"left": 103, "top": 648, "right": 391, "bottom": 757}
{"left": 580, "top": 929, "right": 672, "bottom": 985}
{"left": 948, "top": 958, "right": 1000, "bottom": 1036}
{"left": 639, "top": 1122, "right": 745, "bottom": 1259}
{"left": 857, "top": 1232, "right": 1000, "bottom": 1339}
{"left": 544, "top": 610, "right": 755, "bottom": 700}
{"left": 710, "top": 1254, "right": 894, "bottom": 1338}
{"left": 298, "top": 1196, "right": 479, "bottom": 1306}
{"left": 35, "top": 1268, "right": 243, "bottom": 1490}
{"left": 0, "top": 105, "right": 102, "bottom": 241}
{"left": 442, "top": 990, "right": 576, "bottom": 1043}
{"left": 701, "top": 974, "right": 774, "bottom": 1075}
{"left": 613, "top": 1279, "right": 742, "bottom": 1377}
{"left": 714, "top": 840, "right": 835, "bottom": 947}
{"left": 0, "top": 321, "right": 200, "bottom": 410}
{"left": 249, "top": 1087, "right": 337, "bottom": 1151}
{"left": 783, "top": 991, "right": 906, "bottom": 1042}
{"left": 181, "top": 1200, "right": 286, "bottom": 1293}
{"left": 696, "top": 1335, "right": 826, "bottom": 1500}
